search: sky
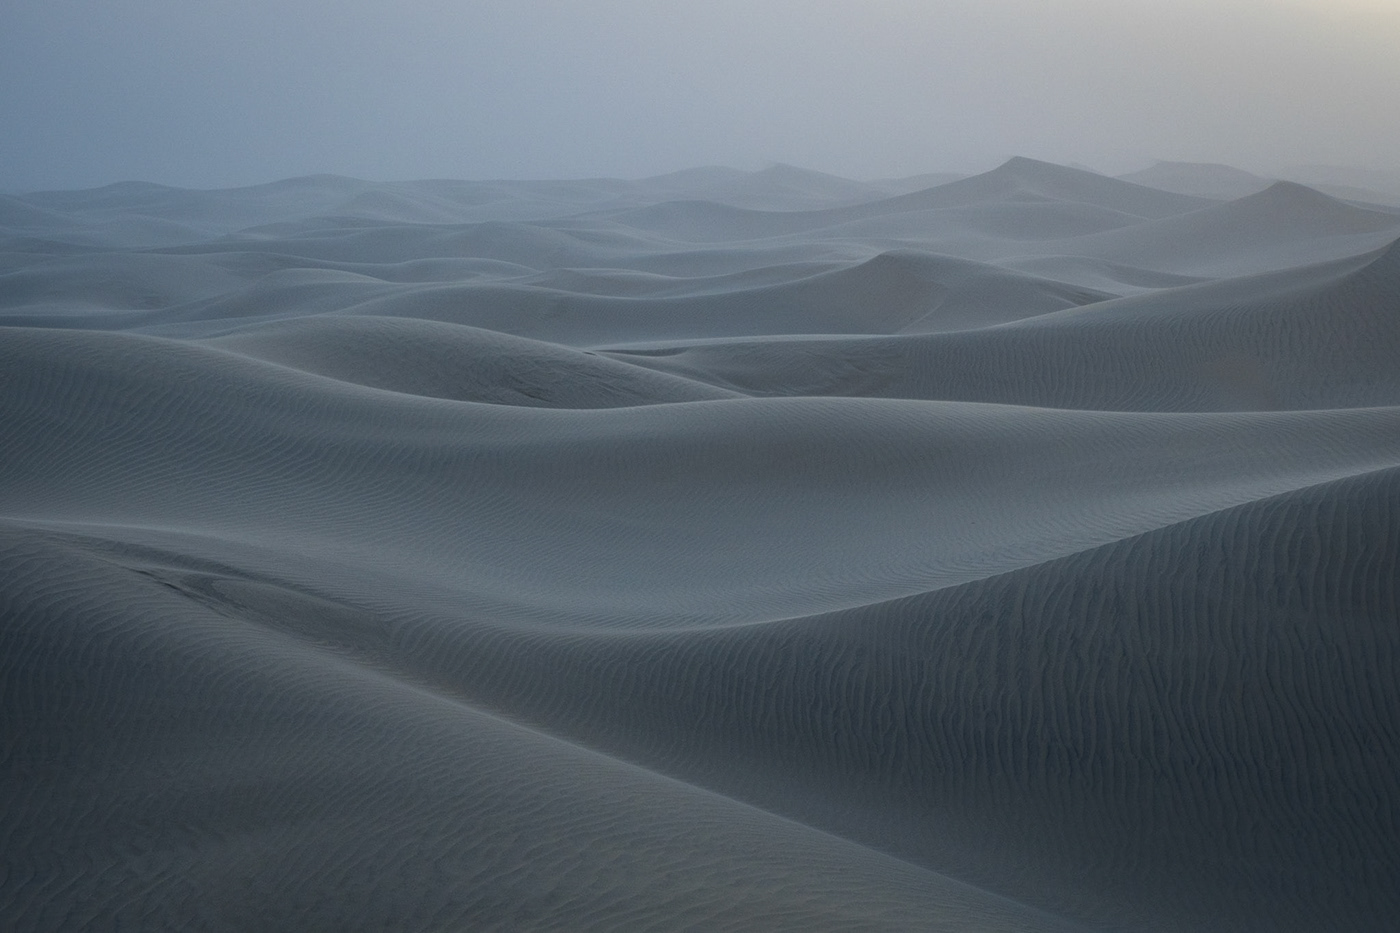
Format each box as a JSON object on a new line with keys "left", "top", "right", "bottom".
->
{"left": 3, "top": 0, "right": 1398, "bottom": 191}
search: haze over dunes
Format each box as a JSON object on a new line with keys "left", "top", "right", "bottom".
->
{"left": 4, "top": 157, "right": 1400, "bottom": 932}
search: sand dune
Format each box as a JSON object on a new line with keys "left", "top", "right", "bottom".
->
{"left": 604, "top": 238, "right": 1400, "bottom": 410}
{"left": 1061, "top": 181, "right": 1400, "bottom": 276}
{"left": 636, "top": 162, "right": 899, "bottom": 210}
{"left": 205, "top": 316, "right": 740, "bottom": 407}
{"left": 1000, "top": 255, "right": 1206, "bottom": 293}
{"left": 51, "top": 249, "right": 1104, "bottom": 346}
{"left": 5, "top": 165, "right": 913, "bottom": 249}
{"left": 598, "top": 158, "right": 1208, "bottom": 246}
{"left": 875, "top": 157, "right": 1210, "bottom": 219}
{"left": 11, "top": 325, "right": 1400, "bottom": 625}
{"left": 3, "top": 159, "right": 1398, "bottom": 931}
{"left": 1117, "top": 160, "right": 1274, "bottom": 200}
{"left": 1279, "top": 164, "right": 1400, "bottom": 207}
{"left": 329, "top": 250, "right": 1109, "bottom": 343}
{"left": 385, "top": 463, "right": 1400, "bottom": 931}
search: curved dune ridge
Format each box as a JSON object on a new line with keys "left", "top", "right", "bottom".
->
{"left": 2, "top": 159, "right": 1399, "bottom": 931}
{"left": 602, "top": 239, "right": 1400, "bottom": 410}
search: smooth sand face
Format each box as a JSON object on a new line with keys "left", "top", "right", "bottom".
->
{"left": 3, "top": 159, "right": 1399, "bottom": 932}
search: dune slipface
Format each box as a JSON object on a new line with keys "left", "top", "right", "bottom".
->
{"left": 2, "top": 160, "right": 1399, "bottom": 932}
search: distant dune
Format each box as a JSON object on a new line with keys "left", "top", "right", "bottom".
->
{"left": 3, "top": 159, "right": 1398, "bottom": 932}
{"left": 1117, "top": 160, "right": 1274, "bottom": 200}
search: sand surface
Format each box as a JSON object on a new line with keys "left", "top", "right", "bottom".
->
{"left": 3, "top": 159, "right": 1399, "bottom": 931}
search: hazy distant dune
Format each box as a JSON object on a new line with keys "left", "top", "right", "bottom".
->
{"left": 1117, "top": 160, "right": 1274, "bottom": 200}
{"left": 0, "top": 195, "right": 75, "bottom": 235}
{"left": 219, "top": 219, "right": 613, "bottom": 267}
{"left": 822, "top": 199, "right": 1150, "bottom": 242}
{"left": 15, "top": 175, "right": 376, "bottom": 243}
{"left": 847, "top": 158, "right": 1209, "bottom": 221}
{"left": 599, "top": 158, "right": 1208, "bottom": 247}
{"left": 636, "top": 162, "right": 899, "bottom": 211}
{"left": 1063, "top": 181, "right": 1400, "bottom": 275}
{"left": 0, "top": 251, "right": 254, "bottom": 313}
{"left": 3, "top": 159, "right": 1398, "bottom": 932}
{"left": 866, "top": 170, "right": 969, "bottom": 195}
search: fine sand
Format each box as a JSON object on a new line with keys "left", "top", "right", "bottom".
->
{"left": 3, "top": 159, "right": 1399, "bottom": 932}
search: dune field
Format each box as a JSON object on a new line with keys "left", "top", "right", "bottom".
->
{"left": 3, "top": 157, "right": 1399, "bottom": 931}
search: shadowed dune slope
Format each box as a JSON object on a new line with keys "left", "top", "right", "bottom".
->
{"left": 5, "top": 454, "right": 1394, "bottom": 932}
{"left": 335, "top": 464, "right": 1400, "bottom": 933}
{"left": 0, "top": 526, "right": 1081, "bottom": 933}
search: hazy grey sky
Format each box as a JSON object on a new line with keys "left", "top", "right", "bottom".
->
{"left": 3, "top": 0, "right": 1398, "bottom": 190}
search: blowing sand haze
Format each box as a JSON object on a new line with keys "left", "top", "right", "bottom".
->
{"left": 3, "top": 158, "right": 1400, "bottom": 931}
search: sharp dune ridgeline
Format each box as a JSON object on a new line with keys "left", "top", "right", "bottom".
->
{"left": 3, "top": 158, "right": 1399, "bottom": 932}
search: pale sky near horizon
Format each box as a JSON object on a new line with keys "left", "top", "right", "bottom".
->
{"left": 2, "top": 0, "right": 1397, "bottom": 191}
